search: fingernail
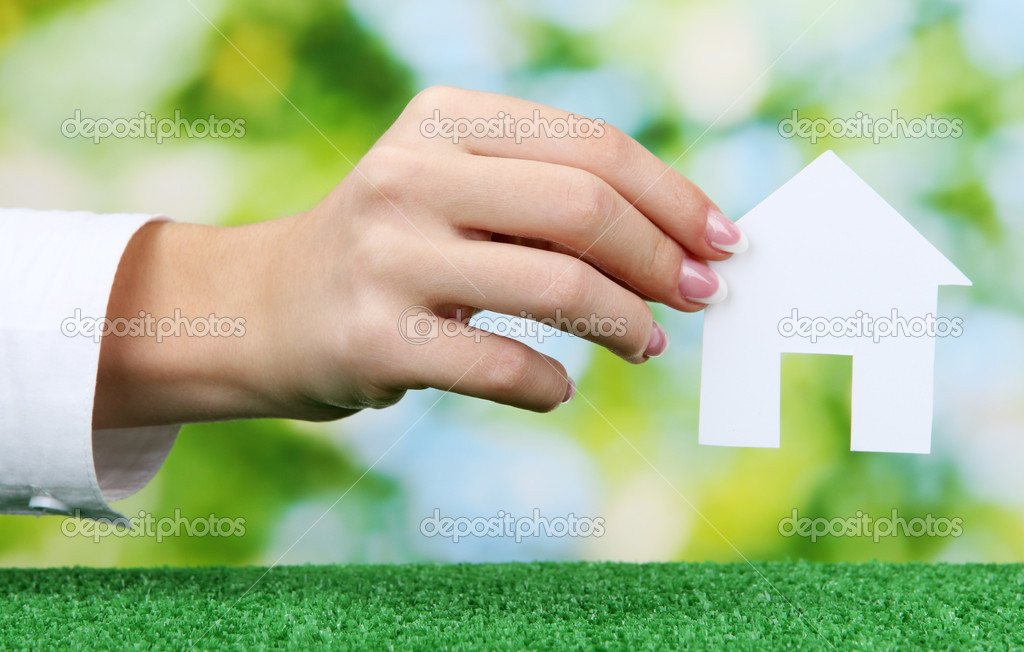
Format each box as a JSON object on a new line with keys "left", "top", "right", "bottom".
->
{"left": 705, "top": 208, "right": 748, "bottom": 254}
{"left": 679, "top": 257, "right": 728, "bottom": 304}
{"left": 562, "top": 378, "right": 576, "bottom": 404}
{"left": 644, "top": 321, "right": 669, "bottom": 358}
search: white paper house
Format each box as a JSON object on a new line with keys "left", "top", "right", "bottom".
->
{"left": 699, "top": 151, "right": 971, "bottom": 454}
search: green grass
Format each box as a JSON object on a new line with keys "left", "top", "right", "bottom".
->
{"left": 2, "top": 561, "right": 1022, "bottom": 649}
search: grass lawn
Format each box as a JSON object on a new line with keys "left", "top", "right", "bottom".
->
{"left": 2, "top": 561, "right": 1022, "bottom": 649}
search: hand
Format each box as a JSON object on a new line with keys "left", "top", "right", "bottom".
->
{"left": 93, "top": 87, "right": 745, "bottom": 429}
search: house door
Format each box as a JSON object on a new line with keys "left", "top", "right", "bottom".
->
{"left": 781, "top": 353, "right": 852, "bottom": 452}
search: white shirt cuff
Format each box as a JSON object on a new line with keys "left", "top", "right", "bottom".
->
{"left": 0, "top": 208, "right": 180, "bottom": 520}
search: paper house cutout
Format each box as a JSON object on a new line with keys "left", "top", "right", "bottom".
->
{"left": 699, "top": 151, "right": 970, "bottom": 454}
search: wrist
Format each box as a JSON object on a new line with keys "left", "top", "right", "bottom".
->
{"left": 93, "top": 220, "right": 281, "bottom": 428}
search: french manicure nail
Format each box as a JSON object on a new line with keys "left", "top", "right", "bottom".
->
{"left": 705, "top": 208, "right": 748, "bottom": 254}
{"left": 562, "top": 378, "right": 576, "bottom": 404}
{"left": 679, "top": 257, "right": 728, "bottom": 304}
{"left": 644, "top": 321, "right": 669, "bottom": 358}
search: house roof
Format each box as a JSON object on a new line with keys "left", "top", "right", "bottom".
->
{"left": 735, "top": 150, "right": 971, "bottom": 288}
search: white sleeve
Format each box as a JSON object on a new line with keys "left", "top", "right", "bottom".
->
{"left": 0, "top": 208, "right": 180, "bottom": 520}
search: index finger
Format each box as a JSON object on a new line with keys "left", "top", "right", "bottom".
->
{"left": 403, "top": 86, "right": 748, "bottom": 263}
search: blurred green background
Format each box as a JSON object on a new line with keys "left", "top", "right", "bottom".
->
{"left": 0, "top": 0, "right": 1021, "bottom": 567}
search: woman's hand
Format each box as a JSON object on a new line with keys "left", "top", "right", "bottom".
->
{"left": 93, "top": 87, "right": 746, "bottom": 429}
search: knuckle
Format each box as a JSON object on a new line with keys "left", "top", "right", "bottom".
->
{"left": 409, "top": 85, "right": 458, "bottom": 114}
{"left": 636, "top": 235, "right": 680, "bottom": 291}
{"left": 541, "top": 259, "right": 593, "bottom": 313}
{"left": 623, "top": 301, "right": 654, "bottom": 360}
{"left": 590, "top": 124, "right": 635, "bottom": 176}
{"left": 666, "top": 177, "right": 708, "bottom": 231}
{"left": 488, "top": 344, "right": 536, "bottom": 396}
{"left": 356, "top": 144, "right": 427, "bottom": 205}
{"left": 345, "top": 220, "right": 413, "bottom": 287}
{"left": 562, "top": 170, "right": 613, "bottom": 239}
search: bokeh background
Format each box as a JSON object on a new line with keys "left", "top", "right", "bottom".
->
{"left": 0, "top": 0, "right": 1021, "bottom": 567}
